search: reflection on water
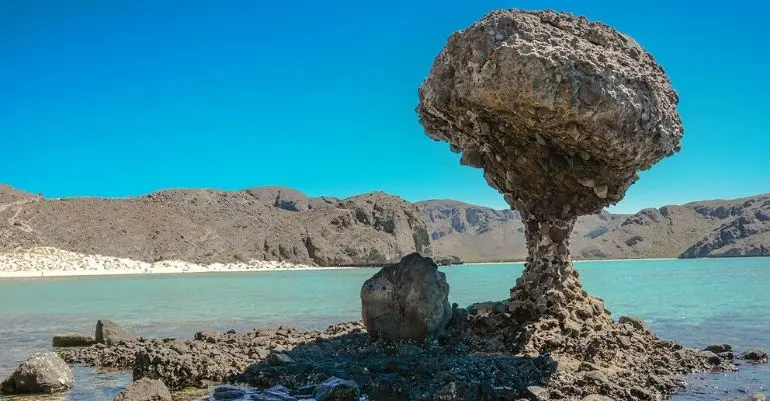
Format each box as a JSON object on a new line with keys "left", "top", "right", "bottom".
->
{"left": 0, "top": 258, "right": 768, "bottom": 400}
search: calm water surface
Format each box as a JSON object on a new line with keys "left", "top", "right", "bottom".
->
{"left": 0, "top": 258, "right": 768, "bottom": 400}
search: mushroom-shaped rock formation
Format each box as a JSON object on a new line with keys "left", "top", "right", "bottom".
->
{"left": 418, "top": 10, "right": 682, "bottom": 352}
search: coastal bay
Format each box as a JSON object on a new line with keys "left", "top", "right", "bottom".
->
{"left": 1, "top": 258, "right": 768, "bottom": 400}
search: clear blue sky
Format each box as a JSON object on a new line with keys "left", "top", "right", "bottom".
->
{"left": 1, "top": 1, "right": 768, "bottom": 213}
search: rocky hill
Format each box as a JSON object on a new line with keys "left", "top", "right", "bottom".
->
{"left": 0, "top": 185, "right": 430, "bottom": 266}
{"left": 419, "top": 194, "right": 770, "bottom": 261}
{"left": 1, "top": 184, "right": 768, "bottom": 264}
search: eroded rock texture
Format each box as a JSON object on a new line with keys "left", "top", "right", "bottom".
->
{"left": 417, "top": 9, "right": 682, "bottom": 354}
{"left": 418, "top": 9, "right": 682, "bottom": 218}
{"left": 361, "top": 253, "right": 451, "bottom": 341}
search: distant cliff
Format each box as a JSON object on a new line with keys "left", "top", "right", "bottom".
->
{"left": 2, "top": 184, "right": 768, "bottom": 264}
{"left": 418, "top": 194, "right": 770, "bottom": 261}
{"left": 0, "top": 185, "right": 430, "bottom": 266}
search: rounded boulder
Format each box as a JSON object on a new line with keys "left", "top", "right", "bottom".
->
{"left": 361, "top": 253, "right": 451, "bottom": 341}
{"left": 114, "top": 378, "right": 172, "bottom": 401}
{"left": 0, "top": 352, "right": 74, "bottom": 394}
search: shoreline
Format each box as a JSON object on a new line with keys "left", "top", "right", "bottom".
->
{"left": 0, "top": 265, "right": 355, "bottom": 279}
{"left": 0, "top": 247, "right": 353, "bottom": 279}
{"left": 2, "top": 247, "right": 765, "bottom": 279}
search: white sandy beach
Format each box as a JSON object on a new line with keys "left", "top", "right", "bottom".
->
{"left": 0, "top": 247, "right": 350, "bottom": 278}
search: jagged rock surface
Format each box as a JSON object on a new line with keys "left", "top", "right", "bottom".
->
{"left": 417, "top": 9, "right": 682, "bottom": 218}
{"left": 418, "top": 7, "right": 683, "bottom": 350}
{"left": 414, "top": 9, "right": 720, "bottom": 401}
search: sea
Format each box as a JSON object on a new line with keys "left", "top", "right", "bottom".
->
{"left": 0, "top": 258, "right": 767, "bottom": 400}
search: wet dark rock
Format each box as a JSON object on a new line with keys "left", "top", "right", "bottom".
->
{"left": 313, "top": 377, "right": 360, "bottom": 401}
{"left": 704, "top": 344, "right": 733, "bottom": 354}
{"left": 212, "top": 386, "right": 246, "bottom": 400}
{"left": 361, "top": 253, "right": 451, "bottom": 341}
{"left": 0, "top": 352, "right": 74, "bottom": 394}
{"left": 740, "top": 348, "right": 768, "bottom": 364}
{"left": 698, "top": 350, "right": 721, "bottom": 365}
{"left": 96, "top": 319, "right": 137, "bottom": 345}
{"left": 267, "top": 353, "right": 295, "bottom": 366}
{"left": 52, "top": 332, "right": 95, "bottom": 347}
{"left": 253, "top": 385, "right": 297, "bottom": 401}
{"left": 113, "top": 378, "right": 172, "bottom": 401}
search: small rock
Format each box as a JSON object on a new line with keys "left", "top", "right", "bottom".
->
{"left": 267, "top": 353, "right": 294, "bottom": 366}
{"left": 579, "top": 370, "right": 610, "bottom": 386}
{"left": 0, "top": 352, "right": 74, "bottom": 394}
{"left": 252, "top": 385, "right": 297, "bottom": 401}
{"left": 195, "top": 330, "right": 222, "bottom": 343}
{"left": 740, "top": 348, "right": 768, "bottom": 364}
{"left": 618, "top": 316, "right": 650, "bottom": 331}
{"left": 698, "top": 350, "right": 721, "bottom": 365}
{"left": 581, "top": 396, "right": 615, "bottom": 401}
{"left": 750, "top": 393, "right": 767, "bottom": 401}
{"left": 524, "top": 385, "right": 550, "bottom": 400}
{"left": 593, "top": 185, "right": 608, "bottom": 199}
{"left": 52, "top": 332, "right": 95, "bottom": 347}
{"left": 212, "top": 386, "right": 246, "bottom": 400}
{"left": 114, "top": 378, "right": 172, "bottom": 401}
{"left": 313, "top": 376, "right": 360, "bottom": 401}
{"left": 96, "top": 319, "right": 137, "bottom": 345}
{"left": 703, "top": 344, "right": 732, "bottom": 354}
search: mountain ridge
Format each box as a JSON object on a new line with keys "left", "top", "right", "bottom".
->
{"left": 1, "top": 184, "right": 768, "bottom": 264}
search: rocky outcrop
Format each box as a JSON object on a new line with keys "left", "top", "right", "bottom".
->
{"left": 739, "top": 348, "right": 768, "bottom": 364}
{"left": 0, "top": 352, "right": 74, "bottom": 394}
{"left": 418, "top": 8, "right": 681, "bottom": 347}
{"left": 360, "top": 253, "right": 451, "bottom": 341}
{"left": 96, "top": 319, "right": 137, "bottom": 345}
{"left": 59, "top": 322, "right": 365, "bottom": 391}
{"left": 52, "top": 332, "right": 95, "bottom": 347}
{"left": 0, "top": 187, "right": 430, "bottom": 267}
{"left": 113, "top": 378, "right": 172, "bottom": 401}
{"left": 418, "top": 10, "right": 681, "bottom": 219}
{"left": 56, "top": 317, "right": 761, "bottom": 400}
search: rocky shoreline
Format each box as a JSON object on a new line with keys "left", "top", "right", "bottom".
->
{"left": 46, "top": 314, "right": 765, "bottom": 401}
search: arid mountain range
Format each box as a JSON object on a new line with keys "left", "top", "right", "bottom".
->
{"left": 1, "top": 185, "right": 768, "bottom": 265}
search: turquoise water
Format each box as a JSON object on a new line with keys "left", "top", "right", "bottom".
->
{"left": 0, "top": 258, "right": 768, "bottom": 400}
